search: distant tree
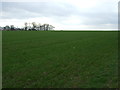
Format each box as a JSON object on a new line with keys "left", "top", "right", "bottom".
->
{"left": 49, "top": 25, "right": 55, "bottom": 30}
{"left": 32, "top": 22, "right": 37, "bottom": 30}
{"left": 38, "top": 23, "right": 41, "bottom": 31}
{"left": 10, "top": 25, "right": 15, "bottom": 30}
{"left": 3, "top": 22, "right": 55, "bottom": 31}
{"left": 42, "top": 24, "right": 46, "bottom": 31}
{"left": 43, "top": 24, "right": 49, "bottom": 31}
{"left": 4, "top": 25, "right": 10, "bottom": 31}
{"left": 24, "top": 22, "right": 28, "bottom": 30}
{"left": 46, "top": 24, "right": 49, "bottom": 31}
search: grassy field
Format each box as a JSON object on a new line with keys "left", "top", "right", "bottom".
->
{"left": 2, "top": 31, "right": 118, "bottom": 88}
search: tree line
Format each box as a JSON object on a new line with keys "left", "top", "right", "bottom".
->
{"left": 2, "top": 22, "right": 55, "bottom": 31}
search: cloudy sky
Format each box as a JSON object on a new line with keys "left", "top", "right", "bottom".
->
{"left": 0, "top": 0, "right": 119, "bottom": 30}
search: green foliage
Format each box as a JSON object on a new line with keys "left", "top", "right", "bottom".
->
{"left": 2, "top": 31, "right": 118, "bottom": 88}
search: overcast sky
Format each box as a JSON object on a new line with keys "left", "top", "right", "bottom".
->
{"left": 0, "top": 0, "right": 119, "bottom": 30}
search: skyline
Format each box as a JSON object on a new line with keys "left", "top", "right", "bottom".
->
{"left": 0, "top": 0, "right": 119, "bottom": 30}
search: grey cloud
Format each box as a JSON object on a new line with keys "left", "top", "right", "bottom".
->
{"left": 2, "top": 2, "right": 77, "bottom": 19}
{"left": 1, "top": 1, "right": 118, "bottom": 30}
{"left": 80, "top": 12, "right": 117, "bottom": 25}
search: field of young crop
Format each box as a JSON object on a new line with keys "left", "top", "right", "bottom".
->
{"left": 2, "top": 31, "right": 118, "bottom": 88}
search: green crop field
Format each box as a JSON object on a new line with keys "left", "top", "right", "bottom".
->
{"left": 2, "top": 31, "right": 118, "bottom": 88}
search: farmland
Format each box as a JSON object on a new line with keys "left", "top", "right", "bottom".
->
{"left": 2, "top": 31, "right": 118, "bottom": 88}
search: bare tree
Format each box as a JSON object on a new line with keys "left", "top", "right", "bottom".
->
{"left": 49, "top": 25, "right": 55, "bottom": 30}
{"left": 38, "top": 23, "right": 42, "bottom": 30}
{"left": 42, "top": 24, "right": 45, "bottom": 31}
{"left": 10, "top": 25, "right": 15, "bottom": 30}
{"left": 46, "top": 24, "right": 49, "bottom": 31}
{"left": 32, "top": 22, "right": 37, "bottom": 30}
{"left": 24, "top": 22, "right": 28, "bottom": 30}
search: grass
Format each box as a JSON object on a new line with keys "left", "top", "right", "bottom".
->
{"left": 2, "top": 31, "right": 118, "bottom": 88}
